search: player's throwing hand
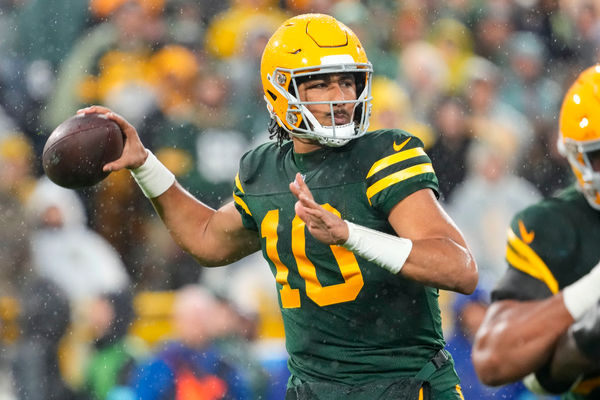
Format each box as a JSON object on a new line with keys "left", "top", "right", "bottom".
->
{"left": 77, "top": 105, "right": 148, "bottom": 172}
{"left": 289, "top": 173, "right": 349, "bottom": 245}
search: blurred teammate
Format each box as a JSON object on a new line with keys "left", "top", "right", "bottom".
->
{"left": 472, "top": 65, "right": 600, "bottom": 398}
{"left": 81, "top": 13, "right": 477, "bottom": 399}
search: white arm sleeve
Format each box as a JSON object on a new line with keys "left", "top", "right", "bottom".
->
{"left": 563, "top": 260, "right": 600, "bottom": 320}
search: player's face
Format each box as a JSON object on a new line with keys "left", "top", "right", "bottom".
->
{"left": 297, "top": 73, "right": 357, "bottom": 127}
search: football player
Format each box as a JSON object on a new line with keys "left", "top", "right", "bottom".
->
{"left": 80, "top": 14, "right": 477, "bottom": 400}
{"left": 472, "top": 65, "right": 600, "bottom": 399}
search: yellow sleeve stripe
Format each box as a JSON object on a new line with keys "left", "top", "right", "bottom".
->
{"left": 366, "top": 163, "right": 434, "bottom": 203}
{"left": 235, "top": 173, "right": 244, "bottom": 194}
{"left": 506, "top": 228, "right": 559, "bottom": 294}
{"left": 366, "top": 147, "right": 428, "bottom": 178}
{"left": 233, "top": 193, "right": 252, "bottom": 216}
{"left": 455, "top": 385, "right": 465, "bottom": 400}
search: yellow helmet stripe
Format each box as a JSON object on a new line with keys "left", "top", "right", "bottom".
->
{"left": 232, "top": 193, "right": 252, "bottom": 216}
{"left": 366, "top": 147, "right": 427, "bottom": 178}
{"left": 366, "top": 163, "right": 434, "bottom": 203}
{"left": 235, "top": 173, "right": 245, "bottom": 194}
{"left": 506, "top": 228, "right": 559, "bottom": 293}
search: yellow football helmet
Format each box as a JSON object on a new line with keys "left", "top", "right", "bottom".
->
{"left": 559, "top": 64, "right": 600, "bottom": 209}
{"left": 260, "top": 13, "right": 373, "bottom": 146}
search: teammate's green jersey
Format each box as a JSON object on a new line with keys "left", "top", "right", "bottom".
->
{"left": 233, "top": 129, "right": 459, "bottom": 391}
{"left": 492, "top": 185, "right": 600, "bottom": 399}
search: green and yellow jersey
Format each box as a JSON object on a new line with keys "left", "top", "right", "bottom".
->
{"left": 492, "top": 185, "right": 600, "bottom": 399}
{"left": 233, "top": 129, "right": 459, "bottom": 392}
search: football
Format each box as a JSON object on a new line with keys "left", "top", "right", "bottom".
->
{"left": 42, "top": 113, "right": 124, "bottom": 188}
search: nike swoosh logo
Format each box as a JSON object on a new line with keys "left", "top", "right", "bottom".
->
{"left": 393, "top": 138, "right": 411, "bottom": 152}
{"left": 518, "top": 219, "right": 535, "bottom": 244}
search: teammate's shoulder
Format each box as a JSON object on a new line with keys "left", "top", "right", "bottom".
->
{"left": 513, "top": 196, "right": 566, "bottom": 227}
{"left": 518, "top": 185, "right": 582, "bottom": 219}
{"left": 509, "top": 188, "right": 579, "bottom": 244}
{"left": 499, "top": 185, "right": 585, "bottom": 300}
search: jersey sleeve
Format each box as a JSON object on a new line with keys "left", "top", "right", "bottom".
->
{"left": 366, "top": 131, "right": 439, "bottom": 214}
{"left": 232, "top": 172, "right": 258, "bottom": 232}
{"left": 492, "top": 204, "right": 577, "bottom": 302}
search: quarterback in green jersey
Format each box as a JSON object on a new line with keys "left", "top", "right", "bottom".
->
{"left": 473, "top": 65, "right": 600, "bottom": 399}
{"left": 79, "top": 13, "right": 478, "bottom": 400}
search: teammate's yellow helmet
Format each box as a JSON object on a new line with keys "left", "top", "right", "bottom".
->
{"left": 260, "top": 13, "right": 373, "bottom": 146}
{"left": 559, "top": 64, "right": 600, "bottom": 209}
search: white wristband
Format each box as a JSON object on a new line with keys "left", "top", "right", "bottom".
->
{"left": 342, "top": 221, "right": 412, "bottom": 274}
{"left": 130, "top": 150, "right": 175, "bottom": 198}
{"left": 523, "top": 372, "right": 551, "bottom": 395}
{"left": 563, "top": 260, "right": 600, "bottom": 320}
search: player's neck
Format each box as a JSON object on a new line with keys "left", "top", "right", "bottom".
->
{"left": 292, "top": 137, "right": 323, "bottom": 154}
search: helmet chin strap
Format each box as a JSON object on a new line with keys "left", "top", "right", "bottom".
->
{"left": 315, "top": 123, "right": 356, "bottom": 146}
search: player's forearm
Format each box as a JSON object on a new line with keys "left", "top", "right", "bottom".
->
{"left": 342, "top": 222, "right": 477, "bottom": 293}
{"left": 129, "top": 150, "right": 259, "bottom": 265}
{"left": 401, "top": 236, "right": 478, "bottom": 294}
{"left": 540, "top": 328, "right": 597, "bottom": 392}
{"left": 472, "top": 296, "right": 574, "bottom": 386}
{"left": 546, "top": 303, "right": 600, "bottom": 384}
{"left": 150, "top": 183, "right": 221, "bottom": 265}
{"left": 150, "top": 183, "right": 256, "bottom": 266}
{"left": 523, "top": 306, "right": 600, "bottom": 395}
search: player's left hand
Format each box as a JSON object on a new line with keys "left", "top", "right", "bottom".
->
{"left": 289, "top": 173, "right": 349, "bottom": 245}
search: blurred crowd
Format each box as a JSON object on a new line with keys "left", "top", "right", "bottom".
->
{"left": 0, "top": 0, "right": 598, "bottom": 398}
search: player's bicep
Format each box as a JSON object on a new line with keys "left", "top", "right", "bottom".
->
{"left": 388, "top": 188, "right": 466, "bottom": 245}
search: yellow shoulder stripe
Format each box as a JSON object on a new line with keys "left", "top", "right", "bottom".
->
{"left": 235, "top": 173, "right": 244, "bottom": 194}
{"left": 366, "top": 147, "right": 427, "bottom": 178}
{"left": 366, "top": 163, "right": 434, "bottom": 203}
{"left": 506, "top": 228, "right": 559, "bottom": 294}
{"left": 233, "top": 193, "right": 252, "bottom": 216}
